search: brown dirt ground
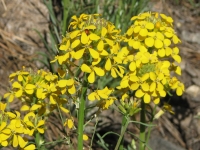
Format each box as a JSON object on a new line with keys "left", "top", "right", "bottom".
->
{"left": 1, "top": 0, "right": 200, "bottom": 150}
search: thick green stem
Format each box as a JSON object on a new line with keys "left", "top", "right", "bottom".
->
{"left": 139, "top": 100, "right": 146, "bottom": 150}
{"left": 114, "top": 116, "right": 129, "bottom": 150}
{"left": 77, "top": 74, "right": 88, "bottom": 150}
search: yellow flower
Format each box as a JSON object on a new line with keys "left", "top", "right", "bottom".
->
{"left": 74, "top": 33, "right": 99, "bottom": 59}
{"left": 81, "top": 64, "right": 105, "bottom": 83}
{"left": 145, "top": 32, "right": 164, "bottom": 49}
{"left": 171, "top": 47, "right": 181, "bottom": 63}
{"left": 90, "top": 27, "right": 114, "bottom": 51}
{"left": 3, "top": 91, "right": 15, "bottom": 102}
{"left": 64, "top": 118, "right": 74, "bottom": 129}
{"left": 9, "top": 67, "right": 29, "bottom": 82}
{"left": 24, "top": 113, "right": 45, "bottom": 135}
{"left": 88, "top": 87, "right": 113, "bottom": 101}
{"left": 83, "top": 134, "right": 88, "bottom": 141}
{"left": 0, "top": 122, "right": 11, "bottom": 147}
{"left": 58, "top": 78, "right": 76, "bottom": 94}
{"left": 69, "top": 14, "right": 89, "bottom": 29}
{"left": 133, "top": 20, "right": 154, "bottom": 37}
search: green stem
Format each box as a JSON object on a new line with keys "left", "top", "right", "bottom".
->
{"left": 114, "top": 116, "right": 130, "bottom": 150}
{"left": 77, "top": 73, "right": 88, "bottom": 150}
{"left": 146, "top": 104, "right": 157, "bottom": 145}
{"left": 139, "top": 100, "right": 146, "bottom": 150}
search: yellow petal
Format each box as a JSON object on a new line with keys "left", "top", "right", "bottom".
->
{"left": 146, "top": 22, "right": 154, "bottom": 30}
{"left": 25, "top": 84, "right": 36, "bottom": 94}
{"left": 111, "top": 68, "right": 117, "bottom": 78}
{"left": 172, "top": 55, "right": 181, "bottom": 63}
{"left": 89, "top": 48, "right": 99, "bottom": 59}
{"left": 2, "top": 128, "right": 11, "bottom": 135}
{"left": 150, "top": 82, "right": 156, "bottom": 92}
{"left": 129, "top": 62, "right": 136, "bottom": 71}
{"left": 97, "top": 40, "right": 104, "bottom": 50}
{"left": 68, "top": 85, "right": 76, "bottom": 94}
{"left": 105, "top": 58, "right": 112, "bottom": 71}
{"left": 12, "top": 82, "right": 22, "bottom": 88}
{"left": 158, "top": 49, "right": 165, "bottom": 57}
{"left": 153, "top": 97, "right": 160, "bottom": 104}
{"left": 141, "top": 83, "right": 149, "bottom": 91}
{"left": 89, "top": 33, "right": 100, "bottom": 41}
{"left": 0, "top": 122, "right": 7, "bottom": 131}
{"left": 37, "top": 120, "right": 45, "bottom": 127}
{"left": 155, "top": 39, "right": 163, "bottom": 49}
{"left": 18, "top": 135, "right": 28, "bottom": 148}
{"left": 24, "top": 144, "right": 36, "bottom": 150}
{"left": 0, "top": 102, "right": 7, "bottom": 111}
{"left": 135, "top": 89, "right": 144, "bottom": 98}
{"left": 101, "top": 27, "right": 107, "bottom": 37}
{"left": 139, "top": 28, "right": 148, "bottom": 37}
{"left": 15, "top": 90, "right": 23, "bottom": 98}
{"left": 144, "top": 94, "right": 151, "bottom": 103}
{"left": 37, "top": 128, "right": 44, "bottom": 134}
{"left": 145, "top": 37, "right": 154, "bottom": 47}
{"left": 13, "top": 134, "right": 18, "bottom": 147}
{"left": 1, "top": 140, "right": 8, "bottom": 147}
{"left": 81, "top": 64, "right": 91, "bottom": 73}
{"left": 71, "top": 39, "right": 80, "bottom": 48}
{"left": 30, "top": 104, "right": 42, "bottom": 111}
{"left": 88, "top": 92, "right": 97, "bottom": 101}
{"left": 176, "top": 87, "right": 183, "bottom": 96}
{"left": 94, "top": 67, "right": 105, "bottom": 76}
{"left": 81, "top": 32, "right": 89, "bottom": 44}
{"left": 74, "top": 48, "right": 85, "bottom": 59}
{"left": 88, "top": 71, "right": 95, "bottom": 83}
{"left": 60, "top": 106, "right": 69, "bottom": 114}
{"left": 132, "top": 41, "right": 141, "bottom": 49}
{"left": 130, "top": 83, "right": 139, "bottom": 90}
{"left": 70, "top": 30, "right": 80, "bottom": 39}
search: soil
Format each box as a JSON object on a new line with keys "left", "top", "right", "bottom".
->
{"left": 1, "top": 0, "right": 200, "bottom": 150}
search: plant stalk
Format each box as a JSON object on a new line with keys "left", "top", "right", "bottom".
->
{"left": 139, "top": 100, "right": 146, "bottom": 150}
{"left": 77, "top": 73, "right": 88, "bottom": 150}
{"left": 114, "top": 115, "right": 129, "bottom": 150}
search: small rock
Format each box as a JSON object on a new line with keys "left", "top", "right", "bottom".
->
{"left": 185, "top": 85, "right": 200, "bottom": 102}
{"left": 180, "top": 114, "right": 192, "bottom": 129}
{"left": 149, "top": 136, "right": 186, "bottom": 150}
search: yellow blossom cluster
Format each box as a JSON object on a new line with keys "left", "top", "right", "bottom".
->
{"left": 0, "top": 102, "right": 36, "bottom": 149}
{"left": 2, "top": 67, "right": 76, "bottom": 148}
{"left": 50, "top": 12, "right": 184, "bottom": 110}
{"left": 51, "top": 14, "right": 126, "bottom": 110}
{"left": 4, "top": 67, "right": 75, "bottom": 115}
{"left": 118, "top": 12, "right": 184, "bottom": 104}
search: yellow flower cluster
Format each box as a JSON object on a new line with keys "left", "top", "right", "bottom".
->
{"left": 4, "top": 67, "right": 75, "bottom": 115}
{"left": 2, "top": 67, "right": 76, "bottom": 148}
{"left": 51, "top": 14, "right": 124, "bottom": 82}
{"left": 0, "top": 102, "right": 36, "bottom": 149}
{"left": 118, "top": 12, "right": 184, "bottom": 104}
{"left": 51, "top": 14, "right": 126, "bottom": 109}
{"left": 50, "top": 12, "right": 184, "bottom": 110}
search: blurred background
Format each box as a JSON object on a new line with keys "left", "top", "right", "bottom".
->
{"left": 0, "top": 0, "right": 200, "bottom": 149}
